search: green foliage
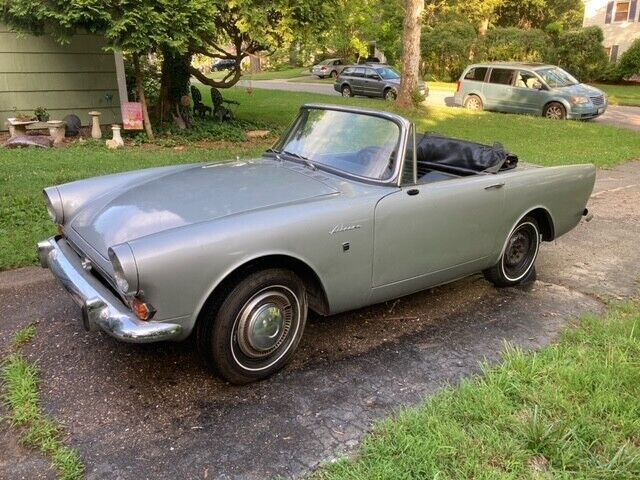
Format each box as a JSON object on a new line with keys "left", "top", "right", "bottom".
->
{"left": 495, "top": 0, "right": 584, "bottom": 30}
{"left": 421, "top": 21, "right": 477, "bottom": 81}
{"left": 13, "top": 324, "right": 36, "bottom": 348}
{"left": 618, "top": 39, "right": 640, "bottom": 80}
{"left": 480, "top": 27, "right": 552, "bottom": 63}
{"left": 315, "top": 302, "right": 640, "bottom": 479}
{"left": 554, "top": 26, "right": 609, "bottom": 82}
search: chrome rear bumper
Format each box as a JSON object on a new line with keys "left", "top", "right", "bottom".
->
{"left": 37, "top": 237, "right": 182, "bottom": 343}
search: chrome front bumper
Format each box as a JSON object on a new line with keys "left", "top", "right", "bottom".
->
{"left": 37, "top": 237, "right": 182, "bottom": 343}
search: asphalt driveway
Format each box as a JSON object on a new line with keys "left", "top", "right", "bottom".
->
{"left": 2, "top": 162, "right": 640, "bottom": 479}
{"left": 236, "top": 79, "right": 640, "bottom": 131}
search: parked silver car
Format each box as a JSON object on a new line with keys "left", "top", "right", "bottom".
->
{"left": 39, "top": 104, "right": 595, "bottom": 383}
{"left": 311, "top": 58, "right": 346, "bottom": 78}
{"left": 335, "top": 64, "right": 428, "bottom": 100}
{"left": 454, "top": 62, "right": 608, "bottom": 120}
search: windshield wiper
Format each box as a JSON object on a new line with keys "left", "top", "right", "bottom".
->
{"left": 282, "top": 150, "right": 317, "bottom": 171}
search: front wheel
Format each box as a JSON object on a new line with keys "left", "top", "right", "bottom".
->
{"left": 197, "top": 269, "right": 307, "bottom": 384}
{"left": 483, "top": 217, "right": 540, "bottom": 287}
{"left": 341, "top": 85, "right": 353, "bottom": 97}
{"left": 543, "top": 102, "right": 566, "bottom": 120}
{"left": 384, "top": 88, "right": 397, "bottom": 101}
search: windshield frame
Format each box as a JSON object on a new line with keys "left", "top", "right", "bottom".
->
{"left": 268, "top": 104, "right": 410, "bottom": 186}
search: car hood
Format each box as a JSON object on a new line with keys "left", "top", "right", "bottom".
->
{"left": 70, "top": 160, "right": 339, "bottom": 258}
{"left": 553, "top": 83, "right": 603, "bottom": 97}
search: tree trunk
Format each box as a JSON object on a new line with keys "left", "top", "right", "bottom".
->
{"left": 133, "top": 54, "right": 154, "bottom": 140}
{"left": 397, "top": 0, "right": 424, "bottom": 109}
{"left": 479, "top": 17, "right": 490, "bottom": 36}
{"left": 158, "top": 50, "right": 192, "bottom": 125}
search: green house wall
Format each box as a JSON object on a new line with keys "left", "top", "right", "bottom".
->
{"left": 0, "top": 24, "right": 124, "bottom": 130}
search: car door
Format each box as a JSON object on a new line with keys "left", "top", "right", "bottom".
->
{"left": 350, "top": 67, "right": 366, "bottom": 95}
{"left": 362, "top": 68, "right": 382, "bottom": 96}
{"left": 483, "top": 68, "right": 517, "bottom": 112}
{"left": 372, "top": 173, "right": 505, "bottom": 294}
{"left": 511, "top": 70, "right": 545, "bottom": 114}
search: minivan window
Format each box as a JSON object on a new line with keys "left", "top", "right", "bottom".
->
{"left": 537, "top": 67, "right": 578, "bottom": 88}
{"left": 515, "top": 71, "right": 539, "bottom": 89}
{"left": 488, "top": 68, "right": 515, "bottom": 85}
{"left": 464, "top": 67, "right": 488, "bottom": 82}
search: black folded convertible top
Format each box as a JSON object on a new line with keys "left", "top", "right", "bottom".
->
{"left": 416, "top": 133, "right": 518, "bottom": 174}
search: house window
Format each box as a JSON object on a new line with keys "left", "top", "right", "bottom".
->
{"left": 614, "top": 1, "right": 630, "bottom": 21}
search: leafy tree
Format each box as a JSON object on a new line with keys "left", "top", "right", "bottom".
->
{"left": 455, "top": 0, "right": 505, "bottom": 36}
{"left": 495, "top": 0, "right": 584, "bottom": 30}
{"left": 421, "top": 21, "right": 476, "bottom": 80}
{"left": 618, "top": 39, "right": 640, "bottom": 79}
{"left": 554, "top": 26, "right": 608, "bottom": 81}
{"left": 480, "top": 28, "right": 551, "bottom": 63}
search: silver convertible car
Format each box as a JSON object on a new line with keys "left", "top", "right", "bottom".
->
{"left": 38, "top": 104, "right": 595, "bottom": 383}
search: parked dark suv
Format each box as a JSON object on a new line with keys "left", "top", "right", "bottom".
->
{"left": 334, "top": 64, "right": 428, "bottom": 101}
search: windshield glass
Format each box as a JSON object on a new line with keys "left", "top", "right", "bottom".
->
{"left": 377, "top": 67, "right": 400, "bottom": 80}
{"left": 274, "top": 108, "right": 401, "bottom": 181}
{"left": 537, "top": 67, "right": 579, "bottom": 88}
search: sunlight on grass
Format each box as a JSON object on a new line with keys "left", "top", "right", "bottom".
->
{"left": 314, "top": 303, "right": 640, "bottom": 479}
{"left": 593, "top": 83, "right": 640, "bottom": 107}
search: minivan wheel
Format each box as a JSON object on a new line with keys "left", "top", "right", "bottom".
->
{"left": 341, "top": 85, "right": 353, "bottom": 97}
{"left": 464, "top": 95, "right": 483, "bottom": 111}
{"left": 544, "top": 102, "right": 566, "bottom": 120}
{"left": 384, "top": 88, "right": 397, "bottom": 101}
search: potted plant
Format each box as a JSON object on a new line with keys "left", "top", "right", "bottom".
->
{"left": 34, "top": 106, "right": 50, "bottom": 122}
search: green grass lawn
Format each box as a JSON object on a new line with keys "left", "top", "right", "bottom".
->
{"left": 315, "top": 303, "right": 640, "bottom": 479}
{"left": 288, "top": 75, "right": 335, "bottom": 84}
{"left": 244, "top": 67, "right": 310, "bottom": 81}
{"left": 2, "top": 87, "right": 640, "bottom": 271}
{"left": 593, "top": 83, "right": 640, "bottom": 107}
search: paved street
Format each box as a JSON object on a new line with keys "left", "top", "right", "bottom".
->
{"left": 2, "top": 161, "right": 639, "bottom": 479}
{"left": 236, "top": 79, "right": 640, "bottom": 131}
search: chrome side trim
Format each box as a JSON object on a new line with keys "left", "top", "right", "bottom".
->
{"left": 37, "top": 237, "right": 182, "bottom": 343}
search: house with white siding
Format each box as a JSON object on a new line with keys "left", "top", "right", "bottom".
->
{"left": 583, "top": 1, "right": 640, "bottom": 61}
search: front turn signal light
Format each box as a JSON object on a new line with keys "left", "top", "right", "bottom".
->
{"left": 131, "top": 297, "right": 156, "bottom": 321}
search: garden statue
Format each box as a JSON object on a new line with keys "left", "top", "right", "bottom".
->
{"left": 88, "top": 111, "right": 102, "bottom": 139}
{"left": 190, "top": 85, "right": 212, "bottom": 118}
{"left": 211, "top": 88, "right": 239, "bottom": 122}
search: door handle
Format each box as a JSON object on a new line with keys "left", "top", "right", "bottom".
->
{"left": 484, "top": 182, "right": 505, "bottom": 190}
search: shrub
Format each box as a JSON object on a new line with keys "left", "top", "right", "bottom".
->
{"left": 421, "top": 21, "right": 477, "bottom": 81}
{"left": 479, "top": 27, "right": 552, "bottom": 63}
{"left": 618, "top": 38, "right": 640, "bottom": 79}
{"left": 554, "top": 26, "right": 608, "bottom": 82}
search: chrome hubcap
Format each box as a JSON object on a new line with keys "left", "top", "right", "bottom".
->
{"left": 546, "top": 106, "right": 562, "bottom": 119}
{"left": 342, "top": 88, "right": 350, "bottom": 97}
{"left": 467, "top": 98, "right": 480, "bottom": 110}
{"left": 235, "top": 289, "right": 294, "bottom": 359}
{"left": 501, "top": 222, "right": 539, "bottom": 281}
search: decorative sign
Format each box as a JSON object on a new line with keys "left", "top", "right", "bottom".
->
{"left": 122, "top": 102, "right": 144, "bottom": 130}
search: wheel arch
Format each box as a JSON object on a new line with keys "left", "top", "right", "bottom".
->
{"left": 195, "top": 254, "right": 330, "bottom": 329}
{"left": 495, "top": 206, "right": 555, "bottom": 265}
{"left": 543, "top": 99, "right": 569, "bottom": 116}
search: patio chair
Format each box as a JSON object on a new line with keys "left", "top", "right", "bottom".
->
{"left": 211, "top": 88, "right": 239, "bottom": 122}
{"left": 190, "top": 85, "right": 212, "bottom": 118}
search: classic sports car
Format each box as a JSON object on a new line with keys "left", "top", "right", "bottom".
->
{"left": 38, "top": 104, "right": 595, "bottom": 384}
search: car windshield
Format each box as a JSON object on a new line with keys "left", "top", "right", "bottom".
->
{"left": 320, "top": 59, "right": 334, "bottom": 65}
{"left": 273, "top": 108, "right": 401, "bottom": 181}
{"left": 377, "top": 67, "right": 400, "bottom": 80}
{"left": 537, "top": 67, "right": 579, "bottom": 88}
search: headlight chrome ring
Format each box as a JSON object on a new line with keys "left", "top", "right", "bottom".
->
{"left": 43, "top": 187, "right": 64, "bottom": 224}
{"left": 108, "top": 244, "right": 139, "bottom": 296}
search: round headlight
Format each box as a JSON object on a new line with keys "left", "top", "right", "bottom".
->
{"left": 43, "top": 187, "right": 64, "bottom": 224}
{"left": 108, "top": 244, "right": 139, "bottom": 295}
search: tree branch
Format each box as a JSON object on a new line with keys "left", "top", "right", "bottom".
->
{"left": 189, "top": 65, "right": 243, "bottom": 89}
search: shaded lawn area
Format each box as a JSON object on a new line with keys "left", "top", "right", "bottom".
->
{"left": 244, "top": 67, "right": 310, "bottom": 80}
{"left": 315, "top": 303, "right": 640, "bottom": 479}
{"left": 593, "top": 83, "right": 640, "bottom": 107}
{"left": 2, "top": 86, "right": 640, "bottom": 271}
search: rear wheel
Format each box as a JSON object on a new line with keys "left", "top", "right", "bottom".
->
{"left": 196, "top": 269, "right": 307, "bottom": 384}
{"left": 330, "top": 70, "right": 338, "bottom": 78}
{"left": 341, "top": 85, "right": 353, "bottom": 97}
{"left": 464, "top": 95, "right": 483, "bottom": 111}
{"left": 543, "top": 102, "right": 566, "bottom": 120}
{"left": 483, "top": 217, "right": 540, "bottom": 287}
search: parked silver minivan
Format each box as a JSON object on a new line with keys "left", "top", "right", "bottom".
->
{"left": 454, "top": 62, "right": 607, "bottom": 120}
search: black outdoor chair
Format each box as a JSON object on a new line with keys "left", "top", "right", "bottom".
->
{"left": 211, "top": 87, "right": 239, "bottom": 122}
{"left": 190, "top": 85, "right": 212, "bottom": 118}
